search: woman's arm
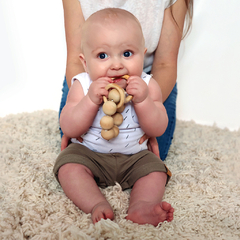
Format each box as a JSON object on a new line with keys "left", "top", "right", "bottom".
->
{"left": 62, "top": 0, "right": 85, "bottom": 87}
{"left": 138, "top": 0, "right": 188, "bottom": 155}
{"left": 151, "top": 0, "right": 188, "bottom": 102}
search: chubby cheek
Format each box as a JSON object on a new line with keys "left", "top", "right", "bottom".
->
{"left": 128, "top": 62, "right": 143, "bottom": 76}
{"left": 128, "top": 54, "right": 145, "bottom": 74}
{"left": 87, "top": 62, "right": 108, "bottom": 81}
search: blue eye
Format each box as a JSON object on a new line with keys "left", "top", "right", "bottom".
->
{"left": 123, "top": 51, "right": 132, "bottom": 57}
{"left": 98, "top": 53, "right": 108, "bottom": 59}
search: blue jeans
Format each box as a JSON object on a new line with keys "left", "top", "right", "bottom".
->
{"left": 58, "top": 77, "right": 177, "bottom": 161}
{"left": 157, "top": 83, "right": 177, "bottom": 160}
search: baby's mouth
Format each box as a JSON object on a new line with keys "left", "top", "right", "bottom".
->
{"left": 111, "top": 75, "right": 129, "bottom": 82}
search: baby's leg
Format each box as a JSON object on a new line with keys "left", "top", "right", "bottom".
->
{"left": 58, "top": 163, "right": 114, "bottom": 223}
{"left": 126, "top": 172, "right": 174, "bottom": 226}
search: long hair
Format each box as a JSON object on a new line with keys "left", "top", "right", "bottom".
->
{"left": 170, "top": 0, "right": 193, "bottom": 39}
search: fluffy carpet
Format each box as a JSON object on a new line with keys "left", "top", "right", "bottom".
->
{"left": 0, "top": 110, "right": 239, "bottom": 240}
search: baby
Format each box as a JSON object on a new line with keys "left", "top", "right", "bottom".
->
{"left": 54, "top": 8, "right": 174, "bottom": 226}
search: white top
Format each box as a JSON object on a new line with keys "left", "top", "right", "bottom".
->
{"left": 79, "top": 0, "right": 177, "bottom": 73}
{"left": 71, "top": 72, "right": 152, "bottom": 154}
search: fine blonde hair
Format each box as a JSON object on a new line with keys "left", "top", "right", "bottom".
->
{"left": 169, "top": 0, "right": 194, "bottom": 38}
{"left": 81, "top": 8, "right": 145, "bottom": 51}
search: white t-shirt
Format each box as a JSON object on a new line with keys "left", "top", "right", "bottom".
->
{"left": 71, "top": 72, "right": 152, "bottom": 154}
{"left": 79, "top": 0, "right": 177, "bottom": 73}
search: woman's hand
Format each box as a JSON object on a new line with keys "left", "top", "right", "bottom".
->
{"left": 139, "top": 134, "right": 160, "bottom": 158}
{"left": 61, "top": 134, "right": 70, "bottom": 151}
{"left": 61, "top": 134, "right": 83, "bottom": 151}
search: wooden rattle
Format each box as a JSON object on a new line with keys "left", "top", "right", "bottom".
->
{"left": 100, "top": 75, "right": 132, "bottom": 140}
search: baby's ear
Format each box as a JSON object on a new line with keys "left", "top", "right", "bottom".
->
{"left": 144, "top": 48, "right": 147, "bottom": 54}
{"left": 79, "top": 53, "right": 87, "bottom": 72}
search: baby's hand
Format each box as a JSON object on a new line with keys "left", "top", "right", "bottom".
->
{"left": 88, "top": 77, "right": 112, "bottom": 105}
{"left": 126, "top": 76, "right": 148, "bottom": 104}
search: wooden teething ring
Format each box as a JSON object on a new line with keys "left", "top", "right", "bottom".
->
{"left": 103, "top": 83, "right": 125, "bottom": 109}
{"left": 103, "top": 83, "right": 133, "bottom": 107}
{"left": 101, "top": 76, "right": 133, "bottom": 140}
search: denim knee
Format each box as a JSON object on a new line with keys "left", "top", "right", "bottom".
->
{"left": 59, "top": 77, "right": 69, "bottom": 137}
{"left": 157, "top": 83, "right": 177, "bottom": 161}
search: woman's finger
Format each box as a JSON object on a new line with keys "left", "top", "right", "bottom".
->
{"left": 61, "top": 134, "right": 70, "bottom": 151}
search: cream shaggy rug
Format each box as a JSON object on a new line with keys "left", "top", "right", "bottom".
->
{"left": 0, "top": 110, "right": 239, "bottom": 240}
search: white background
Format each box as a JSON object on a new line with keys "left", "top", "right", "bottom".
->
{"left": 1, "top": 0, "right": 240, "bottom": 131}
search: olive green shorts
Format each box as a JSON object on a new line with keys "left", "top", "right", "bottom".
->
{"left": 53, "top": 143, "right": 171, "bottom": 190}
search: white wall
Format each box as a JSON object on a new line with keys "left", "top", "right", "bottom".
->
{"left": 0, "top": 0, "right": 240, "bottom": 131}
{"left": 0, "top": 0, "right": 66, "bottom": 116}
{"left": 177, "top": 0, "right": 240, "bottom": 131}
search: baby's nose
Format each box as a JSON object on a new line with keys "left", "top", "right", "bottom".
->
{"left": 110, "top": 59, "right": 123, "bottom": 70}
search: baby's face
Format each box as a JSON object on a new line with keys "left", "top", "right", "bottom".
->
{"left": 80, "top": 17, "right": 146, "bottom": 87}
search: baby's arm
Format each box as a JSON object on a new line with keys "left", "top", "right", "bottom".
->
{"left": 60, "top": 78, "right": 111, "bottom": 138}
{"left": 127, "top": 77, "right": 168, "bottom": 137}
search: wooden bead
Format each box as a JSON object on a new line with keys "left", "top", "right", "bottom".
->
{"left": 116, "top": 105, "right": 125, "bottom": 113}
{"left": 100, "top": 116, "right": 114, "bottom": 130}
{"left": 101, "top": 129, "right": 115, "bottom": 140}
{"left": 112, "top": 113, "right": 123, "bottom": 126}
{"left": 108, "top": 89, "right": 120, "bottom": 103}
{"left": 112, "top": 125, "right": 119, "bottom": 137}
{"left": 102, "top": 101, "right": 117, "bottom": 115}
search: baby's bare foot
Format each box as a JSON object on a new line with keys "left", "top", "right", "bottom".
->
{"left": 91, "top": 201, "right": 114, "bottom": 224}
{"left": 126, "top": 201, "right": 174, "bottom": 226}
